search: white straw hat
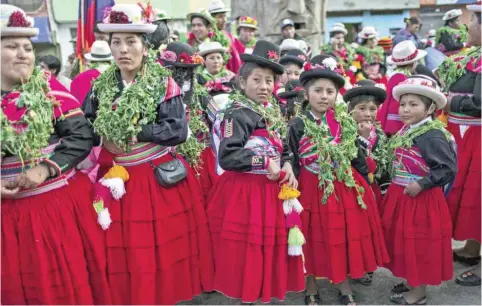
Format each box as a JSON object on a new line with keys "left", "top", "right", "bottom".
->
{"left": 84, "top": 40, "right": 113, "bottom": 62}
{"left": 329, "top": 23, "right": 347, "bottom": 35}
{"left": 442, "top": 9, "right": 462, "bottom": 21}
{"left": 280, "top": 38, "right": 301, "bottom": 51}
{"left": 0, "top": 4, "right": 38, "bottom": 37}
{"left": 208, "top": 0, "right": 230, "bottom": 14}
{"left": 393, "top": 75, "right": 447, "bottom": 110}
{"left": 98, "top": 4, "right": 157, "bottom": 34}
{"left": 467, "top": 1, "right": 482, "bottom": 13}
{"left": 198, "top": 41, "right": 227, "bottom": 57}
{"left": 358, "top": 26, "right": 378, "bottom": 40}
{"left": 387, "top": 40, "right": 427, "bottom": 66}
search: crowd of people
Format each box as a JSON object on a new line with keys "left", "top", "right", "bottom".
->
{"left": 0, "top": 0, "right": 481, "bottom": 305}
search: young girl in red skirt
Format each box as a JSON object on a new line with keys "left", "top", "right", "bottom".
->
{"left": 440, "top": 1, "right": 481, "bottom": 286}
{"left": 343, "top": 79, "right": 391, "bottom": 204}
{"left": 206, "top": 40, "right": 305, "bottom": 303}
{"left": 288, "top": 55, "right": 389, "bottom": 305}
{"left": 82, "top": 4, "right": 214, "bottom": 304}
{"left": 1, "top": 5, "right": 111, "bottom": 304}
{"left": 380, "top": 75, "right": 457, "bottom": 304}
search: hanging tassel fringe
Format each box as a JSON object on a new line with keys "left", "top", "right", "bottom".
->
{"left": 92, "top": 163, "right": 130, "bottom": 230}
{"left": 278, "top": 172, "right": 305, "bottom": 257}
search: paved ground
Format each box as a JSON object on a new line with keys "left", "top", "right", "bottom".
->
{"left": 181, "top": 240, "right": 481, "bottom": 305}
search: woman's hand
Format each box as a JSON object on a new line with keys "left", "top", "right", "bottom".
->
{"left": 280, "top": 162, "right": 298, "bottom": 189}
{"left": 404, "top": 181, "right": 423, "bottom": 197}
{"left": 103, "top": 139, "right": 124, "bottom": 154}
{"left": 15, "top": 165, "right": 50, "bottom": 190}
{"left": 357, "top": 121, "right": 372, "bottom": 139}
{"left": 266, "top": 158, "right": 281, "bottom": 181}
{"left": 1, "top": 179, "right": 19, "bottom": 198}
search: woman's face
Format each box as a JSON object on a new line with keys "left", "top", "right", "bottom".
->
{"left": 110, "top": 33, "right": 145, "bottom": 73}
{"left": 191, "top": 17, "right": 209, "bottom": 41}
{"left": 399, "top": 94, "right": 434, "bottom": 125}
{"left": 284, "top": 63, "right": 301, "bottom": 82}
{"left": 1, "top": 37, "right": 35, "bottom": 89}
{"left": 214, "top": 13, "right": 227, "bottom": 31}
{"left": 305, "top": 78, "right": 337, "bottom": 115}
{"left": 240, "top": 67, "right": 275, "bottom": 104}
{"left": 408, "top": 23, "right": 421, "bottom": 34}
{"left": 331, "top": 33, "right": 345, "bottom": 47}
{"left": 205, "top": 52, "right": 224, "bottom": 75}
{"left": 239, "top": 27, "right": 256, "bottom": 44}
{"left": 351, "top": 101, "right": 378, "bottom": 124}
{"left": 468, "top": 13, "right": 481, "bottom": 47}
{"left": 363, "top": 64, "right": 381, "bottom": 80}
{"left": 366, "top": 37, "right": 378, "bottom": 48}
{"left": 449, "top": 17, "right": 462, "bottom": 29}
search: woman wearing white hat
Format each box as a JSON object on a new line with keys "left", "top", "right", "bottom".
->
{"left": 377, "top": 40, "right": 427, "bottom": 136}
{"left": 0, "top": 4, "right": 112, "bottom": 304}
{"left": 441, "top": 0, "right": 482, "bottom": 287}
{"left": 355, "top": 26, "right": 385, "bottom": 68}
{"left": 321, "top": 23, "right": 356, "bottom": 71}
{"left": 436, "top": 8, "right": 469, "bottom": 55}
{"left": 83, "top": 3, "right": 215, "bottom": 304}
{"left": 380, "top": 75, "right": 457, "bottom": 305}
{"left": 197, "top": 41, "right": 235, "bottom": 87}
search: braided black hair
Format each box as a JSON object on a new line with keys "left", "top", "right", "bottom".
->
{"left": 168, "top": 66, "right": 196, "bottom": 105}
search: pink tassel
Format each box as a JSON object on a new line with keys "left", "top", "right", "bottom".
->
{"left": 285, "top": 211, "right": 301, "bottom": 229}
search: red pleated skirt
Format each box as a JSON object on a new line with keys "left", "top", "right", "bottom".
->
{"left": 103, "top": 153, "right": 215, "bottom": 305}
{"left": 299, "top": 168, "right": 389, "bottom": 284}
{"left": 206, "top": 171, "right": 305, "bottom": 303}
{"left": 448, "top": 126, "right": 481, "bottom": 242}
{"left": 1, "top": 172, "right": 111, "bottom": 305}
{"left": 380, "top": 184, "right": 453, "bottom": 287}
{"left": 199, "top": 147, "right": 219, "bottom": 207}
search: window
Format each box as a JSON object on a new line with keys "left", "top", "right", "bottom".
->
{"left": 3, "top": 0, "right": 44, "bottom": 12}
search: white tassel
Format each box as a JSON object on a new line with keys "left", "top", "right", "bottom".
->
{"left": 288, "top": 245, "right": 303, "bottom": 256}
{"left": 283, "top": 200, "right": 292, "bottom": 215}
{"left": 100, "top": 177, "right": 126, "bottom": 200}
{"left": 97, "top": 208, "right": 112, "bottom": 230}
{"left": 285, "top": 198, "right": 303, "bottom": 214}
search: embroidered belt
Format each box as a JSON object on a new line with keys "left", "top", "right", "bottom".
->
{"left": 448, "top": 112, "right": 481, "bottom": 126}
{"left": 113, "top": 142, "right": 171, "bottom": 166}
{"left": 246, "top": 155, "right": 281, "bottom": 175}
{"left": 392, "top": 169, "right": 423, "bottom": 187}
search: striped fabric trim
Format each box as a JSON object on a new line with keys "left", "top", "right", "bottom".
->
{"left": 62, "top": 108, "right": 84, "bottom": 119}
{"left": 48, "top": 90, "right": 80, "bottom": 105}
{"left": 387, "top": 114, "right": 401, "bottom": 121}
{"left": 392, "top": 169, "right": 423, "bottom": 187}
{"left": 114, "top": 142, "right": 170, "bottom": 166}
{"left": 448, "top": 112, "right": 481, "bottom": 126}
{"left": 9, "top": 169, "right": 76, "bottom": 199}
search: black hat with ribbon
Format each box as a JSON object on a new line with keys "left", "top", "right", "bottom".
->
{"left": 279, "top": 49, "right": 308, "bottom": 68}
{"left": 299, "top": 54, "right": 345, "bottom": 89}
{"left": 277, "top": 79, "right": 305, "bottom": 99}
{"left": 240, "top": 40, "right": 285, "bottom": 75}
{"left": 159, "top": 42, "right": 204, "bottom": 68}
{"left": 343, "top": 79, "right": 387, "bottom": 106}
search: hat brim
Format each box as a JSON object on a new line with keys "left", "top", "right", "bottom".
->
{"left": 209, "top": 8, "right": 230, "bottom": 14}
{"left": 278, "top": 89, "right": 304, "bottom": 99}
{"left": 1, "top": 27, "right": 39, "bottom": 38}
{"left": 343, "top": 86, "right": 387, "bottom": 105}
{"left": 393, "top": 83, "right": 447, "bottom": 110}
{"left": 240, "top": 53, "right": 285, "bottom": 75}
{"left": 198, "top": 47, "right": 227, "bottom": 57}
{"left": 279, "top": 55, "right": 304, "bottom": 67}
{"left": 300, "top": 69, "right": 345, "bottom": 89}
{"left": 97, "top": 23, "right": 157, "bottom": 34}
{"left": 161, "top": 59, "right": 201, "bottom": 68}
{"left": 387, "top": 49, "right": 427, "bottom": 66}
{"left": 188, "top": 13, "right": 213, "bottom": 25}
{"left": 85, "top": 53, "right": 113, "bottom": 61}
{"left": 237, "top": 24, "right": 258, "bottom": 30}
{"left": 155, "top": 17, "right": 171, "bottom": 21}
{"left": 467, "top": 4, "right": 481, "bottom": 12}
